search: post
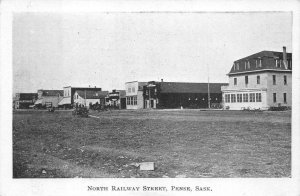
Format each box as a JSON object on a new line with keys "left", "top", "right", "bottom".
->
{"left": 207, "top": 65, "right": 211, "bottom": 109}
{"left": 148, "top": 86, "right": 151, "bottom": 108}
{"left": 85, "top": 90, "right": 87, "bottom": 107}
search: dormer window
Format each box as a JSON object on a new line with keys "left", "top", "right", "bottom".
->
{"left": 255, "top": 59, "right": 258, "bottom": 68}
{"left": 233, "top": 63, "right": 236, "bottom": 70}
{"left": 236, "top": 62, "right": 239, "bottom": 70}
{"left": 280, "top": 59, "right": 282, "bottom": 67}
{"left": 259, "top": 59, "right": 262, "bottom": 67}
{"left": 247, "top": 61, "right": 250, "bottom": 69}
{"left": 244, "top": 61, "right": 247, "bottom": 69}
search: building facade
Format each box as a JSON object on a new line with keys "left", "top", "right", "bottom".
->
{"left": 34, "top": 90, "right": 63, "bottom": 108}
{"left": 222, "top": 47, "right": 292, "bottom": 110}
{"left": 14, "top": 93, "right": 38, "bottom": 109}
{"left": 125, "top": 81, "right": 147, "bottom": 109}
{"left": 106, "top": 89, "right": 126, "bottom": 109}
{"left": 58, "top": 86, "right": 102, "bottom": 108}
{"left": 73, "top": 90, "right": 108, "bottom": 108}
{"left": 143, "top": 81, "right": 227, "bottom": 109}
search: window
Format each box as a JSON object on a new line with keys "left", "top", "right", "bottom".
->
{"left": 245, "top": 76, "right": 248, "bottom": 85}
{"left": 273, "top": 75, "right": 276, "bottom": 85}
{"left": 273, "top": 93, "right": 276, "bottom": 103}
{"left": 243, "top": 94, "right": 248, "bottom": 102}
{"left": 234, "top": 78, "right": 237, "bottom": 85}
{"left": 256, "top": 93, "right": 261, "bottom": 102}
{"left": 279, "top": 59, "right": 282, "bottom": 67}
{"left": 247, "top": 61, "right": 250, "bottom": 69}
{"left": 249, "top": 93, "right": 255, "bottom": 102}
{"left": 284, "top": 75, "right": 287, "bottom": 85}
{"left": 233, "top": 63, "right": 236, "bottom": 70}
{"left": 132, "top": 87, "right": 135, "bottom": 93}
{"left": 259, "top": 59, "right": 262, "bottom": 67}
{"left": 245, "top": 62, "right": 247, "bottom": 69}
{"left": 134, "top": 96, "right": 137, "bottom": 105}
{"left": 130, "top": 97, "right": 133, "bottom": 105}
{"left": 128, "top": 88, "right": 131, "bottom": 93}
{"left": 288, "top": 60, "right": 292, "bottom": 69}
{"left": 283, "top": 93, "right": 287, "bottom": 103}
{"left": 276, "top": 59, "right": 281, "bottom": 68}
{"left": 255, "top": 60, "right": 258, "bottom": 68}
{"left": 225, "top": 94, "right": 230, "bottom": 103}
{"left": 237, "top": 94, "right": 243, "bottom": 102}
{"left": 237, "top": 62, "right": 239, "bottom": 70}
{"left": 231, "top": 94, "right": 236, "bottom": 103}
{"left": 257, "top": 75, "right": 260, "bottom": 84}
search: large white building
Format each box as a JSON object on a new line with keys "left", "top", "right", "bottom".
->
{"left": 222, "top": 47, "right": 292, "bottom": 110}
{"left": 125, "top": 81, "right": 147, "bottom": 109}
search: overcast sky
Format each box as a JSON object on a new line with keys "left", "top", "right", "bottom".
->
{"left": 13, "top": 12, "right": 292, "bottom": 93}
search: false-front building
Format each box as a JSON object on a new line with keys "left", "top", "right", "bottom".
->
{"left": 221, "top": 47, "right": 292, "bottom": 110}
{"left": 125, "top": 81, "right": 147, "bottom": 109}
{"left": 14, "top": 93, "right": 38, "bottom": 109}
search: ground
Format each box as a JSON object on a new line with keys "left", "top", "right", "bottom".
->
{"left": 13, "top": 109, "right": 291, "bottom": 178}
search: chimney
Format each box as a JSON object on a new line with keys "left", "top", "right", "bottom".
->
{"left": 161, "top": 79, "right": 163, "bottom": 82}
{"left": 283, "top": 46, "right": 288, "bottom": 69}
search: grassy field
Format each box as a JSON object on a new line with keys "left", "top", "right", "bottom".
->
{"left": 13, "top": 109, "right": 291, "bottom": 178}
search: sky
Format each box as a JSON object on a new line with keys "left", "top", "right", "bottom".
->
{"left": 13, "top": 12, "right": 292, "bottom": 93}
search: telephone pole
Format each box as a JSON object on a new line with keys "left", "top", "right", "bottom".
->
{"left": 207, "top": 65, "right": 211, "bottom": 109}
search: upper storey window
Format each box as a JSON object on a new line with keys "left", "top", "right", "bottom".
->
{"left": 258, "top": 58, "right": 262, "bottom": 67}
{"left": 288, "top": 60, "right": 292, "bottom": 69}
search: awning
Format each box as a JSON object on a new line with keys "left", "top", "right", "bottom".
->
{"left": 58, "top": 97, "right": 71, "bottom": 105}
{"left": 34, "top": 99, "right": 43, "bottom": 105}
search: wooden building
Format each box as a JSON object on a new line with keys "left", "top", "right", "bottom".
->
{"left": 143, "top": 80, "right": 227, "bottom": 109}
{"left": 73, "top": 90, "right": 108, "bottom": 109}
{"left": 106, "top": 89, "right": 126, "bottom": 109}
{"left": 58, "top": 86, "right": 102, "bottom": 108}
{"left": 125, "top": 81, "right": 147, "bottom": 109}
{"left": 34, "top": 89, "right": 63, "bottom": 108}
{"left": 14, "top": 93, "right": 38, "bottom": 109}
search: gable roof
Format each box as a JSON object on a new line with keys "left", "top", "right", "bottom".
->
{"left": 39, "top": 90, "right": 63, "bottom": 96}
{"left": 160, "top": 82, "right": 228, "bottom": 94}
{"left": 229, "top": 50, "right": 292, "bottom": 75}
{"left": 76, "top": 90, "right": 108, "bottom": 99}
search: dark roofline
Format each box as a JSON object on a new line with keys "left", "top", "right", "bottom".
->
{"left": 228, "top": 69, "right": 292, "bottom": 76}
{"left": 234, "top": 50, "right": 292, "bottom": 62}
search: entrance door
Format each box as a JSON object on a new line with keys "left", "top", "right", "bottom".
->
{"left": 150, "top": 100, "right": 154, "bottom": 108}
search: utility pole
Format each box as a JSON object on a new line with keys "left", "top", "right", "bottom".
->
{"left": 207, "top": 65, "right": 211, "bottom": 109}
{"left": 85, "top": 89, "right": 87, "bottom": 107}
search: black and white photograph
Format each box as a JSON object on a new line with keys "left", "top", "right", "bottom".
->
{"left": 1, "top": 0, "right": 300, "bottom": 196}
